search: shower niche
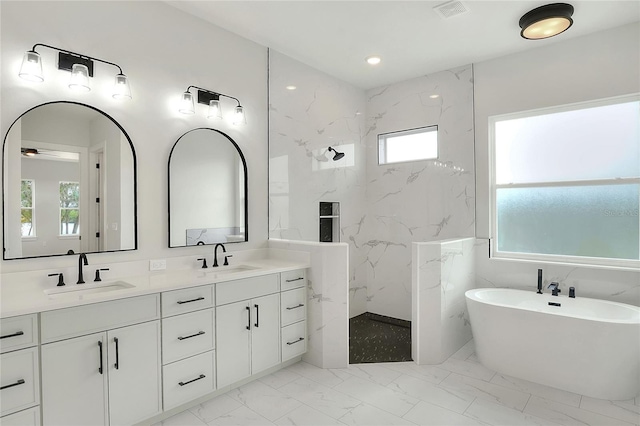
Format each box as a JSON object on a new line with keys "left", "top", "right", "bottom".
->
{"left": 319, "top": 202, "right": 340, "bottom": 242}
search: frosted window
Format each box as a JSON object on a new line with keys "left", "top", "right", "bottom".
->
{"left": 378, "top": 126, "right": 437, "bottom": 165}
{"left": 497, "top": 185, "right": 639, "bottom": 260}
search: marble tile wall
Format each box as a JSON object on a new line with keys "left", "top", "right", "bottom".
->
{"left": 412, "top": 238, "right": 475, "bottom": 364}
{"left": 361, "top": 65, "right": 476, "bottom": 321}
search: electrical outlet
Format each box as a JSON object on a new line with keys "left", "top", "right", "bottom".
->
{"left": 149, "top": 259, "right": 166, "bottom": 271}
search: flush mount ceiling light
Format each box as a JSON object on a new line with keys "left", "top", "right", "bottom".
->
{"left": 366, "top": 55, "right": 381, "bottom": 65}
{"left": 18, "top": 43, "right": 132, "bottom": 99}
{"left": 179, "top": 86, "right": 246, "bottom": 125}
{"left": 286, "top": 85, "right": 297, "bottom": 90}
{"left": 519, "top": 3, "right": 574, "bottom": 40}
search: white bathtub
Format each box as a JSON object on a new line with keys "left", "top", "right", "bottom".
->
{"left": 465, "top": 288, "right": 640, "bottom": 400}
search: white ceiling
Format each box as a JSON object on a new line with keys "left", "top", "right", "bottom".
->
{"left": 166, "top": 1, "right": 640, "bottom": 90}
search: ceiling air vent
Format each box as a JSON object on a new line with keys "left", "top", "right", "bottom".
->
{"left": 433, "top": 1, "right": 469, "bottom": 19}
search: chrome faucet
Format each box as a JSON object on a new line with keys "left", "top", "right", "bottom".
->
{"left": 77, "top": 253, "right": 89, "bottom": 284}
{"left": 213, "top": 243, "right": 226, "bottom": 267}
{"left": 548, "top": 282, "right": 560, "bottom": 296}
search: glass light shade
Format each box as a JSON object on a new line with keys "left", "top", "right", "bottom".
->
{"left": 68, "top": 64, "right": 91, "bottom": 92}
{"left": 232, "top": 105, "right": 246, "bottom": 125}
{"left": 19, "top": 50, "right": 44, "bottom": 82}
{"left": 112, "top": 73, "right": 132, "bottom": 100}
{"left": 179, "top": 91, "right": 195, "bottom": 114}
{"left": 522, "top": 17, "right": 572, "bottom": 39}
{"left": 207, "top": 99, "right": 222, "bottom": 119}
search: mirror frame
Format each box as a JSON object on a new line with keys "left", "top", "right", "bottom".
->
{"left": 2, "top": 100, "right": 138, "bottom": 260}
{"left": 168, "top": 127, "right": 248, "bottom": 248}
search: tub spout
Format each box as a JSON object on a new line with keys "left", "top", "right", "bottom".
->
{"left": 548, "top": 282, "right": 561, "bottom": 296}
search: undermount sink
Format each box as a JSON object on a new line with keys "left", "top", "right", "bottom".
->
{"left": 44, "top": 280, "right": 135, "bottom": 299}
{"left": 197, "top": 264, "right": 260, "bottom": 278}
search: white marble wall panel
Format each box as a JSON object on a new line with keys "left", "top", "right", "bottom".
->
{"left": 413, "top": 238, "right": 475, "bottom": 364}
{"left": 474, "top": 238, "right": 640, "bottom": 307}
{"left": 268, "top": 51, "right": 368, "bottom": 319}
{"left": 363, "top": 65, "right": 475, "bottom": 321}
{"left": 268, "top": 239, "right": 349, "bottom": 368}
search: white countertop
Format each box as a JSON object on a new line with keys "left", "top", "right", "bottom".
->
{"left": 1, "top": 257, "right": 310, "bottom": 318}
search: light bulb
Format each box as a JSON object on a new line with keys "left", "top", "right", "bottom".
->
{"left": 112, "top": 73, "right": 131, "bottom": 100}
{"left": 179, "top": 91, "right": 195, "bottom": 115}
{"left": 68, "top": 64, "right": 90, "bottom": 92}
{"left": 207, "top": 99, "right": 222, "bottom": 119}
{"left": 19, "top": 50, "right": 44, "bottom": 82}
{"left": 232, "top": 105, "right": 246, "bottom": 125}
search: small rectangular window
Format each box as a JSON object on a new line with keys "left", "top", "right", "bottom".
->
{"left": 378, "top": 126, "right": 438, "bottom": 165}
{"left": 21, "top": 179, "right": 35, "bottom": 237}
{"left": 60, "top": 181, "right": 80, "bottom": 236}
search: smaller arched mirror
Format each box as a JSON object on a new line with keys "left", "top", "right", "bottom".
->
{"left": 168, "top": 128, "right": 247, "bottom": 247}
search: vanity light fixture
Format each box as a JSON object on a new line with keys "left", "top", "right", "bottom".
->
{"left": 179, "top": 86, "right": 246, "bottom": 125}
{"left": 519, "top": 3, "right": 574, "bottom": 40}
{"left": 18, "top": 43, "right": 132, "bottom": 99}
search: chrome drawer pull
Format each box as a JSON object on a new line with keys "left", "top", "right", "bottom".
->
{"left": 1, "top": 379, "right": 25, "bottom": 390}
{"left": 285, "top": 277, "right": 304, "bottom": 283}
{"left": 177, "top": 331, "right": 205, "bottom": 341}
{"left": 286, "top": 304, "right": 305, "bottom": 310}
{"left": 286, "top": 337, "right": 305, "bottom": 345}
{"left": 0, "top": 331, "right": 24, "bottom": 340}
{"left": 179, "top": 374, "right": 205, "bottom": 386}
{"left": 177, "top": 297, "right": 205, "bottom": 305}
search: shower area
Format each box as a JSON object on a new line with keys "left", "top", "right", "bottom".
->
{"left": 268, "top": 50, "right": 475, "bottom": 365}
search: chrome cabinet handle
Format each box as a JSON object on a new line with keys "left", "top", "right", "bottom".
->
{"left": 1, "top": 379, "right": 25, "bottom": 390}
{"left": 179, "top": 374, "right": 205, "bottom": 386}
{"left": 178, "top": 331, "right": 205, "bottom": 341}
{"left": 286, "top": 337, "right": 305, "bottom": 345}
{"left": 285, "top": 277, "right": 304, "bottom": 283}
{"left": 286, "top": 304, "right": 305, "bottom": 310}
{"left": 177, "top": 297, "right": 205, "bottom": 305}
{"left": 0, "top": 331, "right": 24, "bottom": 339}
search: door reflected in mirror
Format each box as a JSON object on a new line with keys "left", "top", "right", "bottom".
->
{"left": 2, "top": 102, "right": 137, "bottom": 259}
{"left": 168, "top": 128, "right": 247, "bottom": 247}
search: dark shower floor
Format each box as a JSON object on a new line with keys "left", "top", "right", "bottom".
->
{"left": 349, "top": 312, "right": 412, "bottom": 364}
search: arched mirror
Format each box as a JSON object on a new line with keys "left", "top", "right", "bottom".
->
{"left": 2, "top": 101, "right": 137, "bottom": 259}
{"left": 168, "top": 128, "right": 247, "bottom": 247}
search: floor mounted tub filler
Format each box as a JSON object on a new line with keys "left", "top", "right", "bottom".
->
{"left": 465, "top": 288, "right": 640, "bottom": 400}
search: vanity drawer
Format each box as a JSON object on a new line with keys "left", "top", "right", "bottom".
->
{"left": 0, "top": 406, "right": 41, "bottom": 426}
{"left": 162, "top": 309, "right": 215, "bottom": 365}
{"left": 281, "top": 288, "right": 306, "bottom": 327}
{"left": 163, "top": 351, "right": 215, "bottom": 410}
{"left": 0, "top": 348, "right": 39, "bottom": 417}
{"left": 0, "top": 315, "right": 38, "bottom": 354}
{"left": 162, "top": 285, "right": 214, "bottom": 318}
{"left": 41, "top": 294, "right": 160, "bottom": 344}
{"left": 281, "top": 321, "right": 307, "bottom": 362}
{"left": 280, "top": 269, "right": 307, "bottom": 291}
{"left": 216, "top": 274, "right": 279, "bottom": 306}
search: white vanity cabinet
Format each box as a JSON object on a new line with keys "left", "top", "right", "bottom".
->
{"left": 216, "top": 274, "right": 281, "bottom": 388}
{"left": 279, "top": 270, "right": 307, "bottom": 361}
{"left": 40, "top": 295, "right": 161, "bottom": 426}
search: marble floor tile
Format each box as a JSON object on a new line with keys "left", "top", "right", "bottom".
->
{"left": 152, "top": 410, "right": 207, "bottom": 426}
{"left": 379, "top": 361, "right": 451, "bottom": 385}
{"left": 451, "top": 339, "right": 475, "bottom": 360}
{"left": 207, "top": 405, "right": 275, "bottom": 426}
{"left": 579, "top": 396, "right": 640, "bottom": 425}
{"left": 259, "top": 368, "right": 303, "bottom": 389}
{"left": 524, "top": 395, "right": 637, "bottom": 426}
{"left": 402, "top": 401, "right": 485, "bottom": 426}
{"left": 343, "top": 363, "right": 403, "bottom": 386}
{"left": 339, "top": 403, "right": 416, "bottom": 426}
{"left": 274, "top": 405, "right": 345, "bottom": 426}
{"left": 227, "top": 380, "right": 301, "bottom": 421}
{"left": 440, "top": 373, "right": 531, "bottom": 411}
{"left": 190, "top": 394, "right": 243, "bottom": 423}
{"left": 388, "top": 374, "right": 475, "bottom": 414}
{"left": 490, "top": 373, "right": 582, "bottom": 408}
{"left": 333, "top": 375, "right": 419, "bottom": 417}
{"left": 285, "top": 362, "right": 350, "bottom": 388}
{"left": 464, "top": 397, "right": 559, "bottom": 426}
{"left": 279, "top": 377, "right": 361, "bottom": 419}
{"left": 439, "top": 357, "right": 496, "bottom": 382}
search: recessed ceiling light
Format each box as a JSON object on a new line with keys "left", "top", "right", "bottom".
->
{"left": 286, "top": 85, "right": 297, "bottom": 90}
{"left": 430, "top": 94, "right": 440, "bottom": 99}
{"left": 519, "top": 3, "right": 574, "bottom": 40}
{"left": 366, "top": 55, "right": 381, "bottom": 65}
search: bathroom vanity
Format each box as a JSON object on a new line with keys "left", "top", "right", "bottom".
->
{"left": 0, "top": 260, "right": 309, "bottom": 425}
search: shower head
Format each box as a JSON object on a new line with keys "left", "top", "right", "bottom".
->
{"left": 328, "top": 146, "right": 345, "bottom": 161}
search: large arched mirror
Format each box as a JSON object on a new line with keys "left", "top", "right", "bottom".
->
{"left": 168, "top": 128, "right": 247, "bottom": 247}
{"left": 2, "top": 101, "right": 137, "bottom": 259}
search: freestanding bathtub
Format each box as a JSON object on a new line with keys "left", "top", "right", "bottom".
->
{"left": 465, "top": 288, "right": 640, "bottom": 400}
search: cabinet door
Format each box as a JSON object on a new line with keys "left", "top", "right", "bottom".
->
{"left": 41, "top": 332, "right": 108, "bottom": 426}
{"left": 251, "top": 293, "right": 281, "bottom": 374}
{"left": 216, "top": 301, "right": 251, "bottom": 388}
{"left": 107, "top": 321, "right": 161, "bottom": 426}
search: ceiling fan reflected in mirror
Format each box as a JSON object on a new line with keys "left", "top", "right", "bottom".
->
{"left": 21, "top": 147, "right": 80, "bottom": 162}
